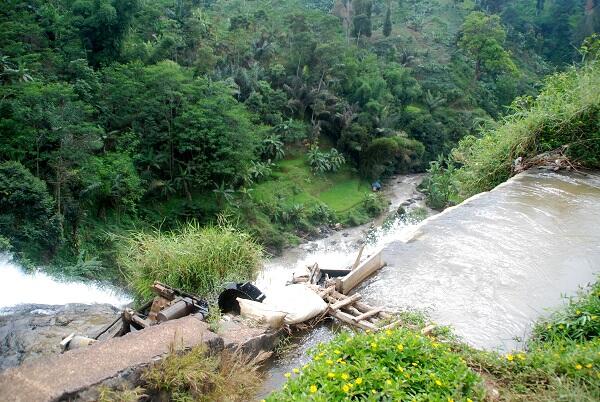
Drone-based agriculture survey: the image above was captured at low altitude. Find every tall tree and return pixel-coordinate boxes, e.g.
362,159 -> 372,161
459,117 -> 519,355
352,0 -> 373,37
458,11 -> 517,81
383,6 -> 392,37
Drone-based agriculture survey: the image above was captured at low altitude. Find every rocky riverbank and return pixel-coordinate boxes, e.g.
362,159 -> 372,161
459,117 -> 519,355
0,304 -> 120,370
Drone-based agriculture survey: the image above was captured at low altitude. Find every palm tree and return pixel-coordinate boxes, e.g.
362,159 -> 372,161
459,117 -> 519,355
213,181 -> 235,208
261,135 -> 285,161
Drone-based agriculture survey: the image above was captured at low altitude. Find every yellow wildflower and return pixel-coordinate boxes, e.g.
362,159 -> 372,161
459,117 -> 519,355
404,373 -> 410,379
303,364 -> 309,369
386,330 -> 393,336
284,372 -> 291,378
371,342 -> 378,349
576,364 -> 583,370
586,363 -> 593,369
448,398 -> 454,402
435,379 -> 442,386
576,310 -> 582,315
386,379 -> 392,385
397,344 -> 404,351
467,399 -> 473,402
327,372 -> 336,379
517,353 -> 526,361
432,342 -> 440,348
412,362 -> 418,366
341,373 -> 350,380
334,349 -> 342,355
326,359 -> 334,365
371,389 -> 377,394
342,384 -> 350,393
292,368 -> 300,374
398,366 -> 404,372
355,377 -> 363,385
310,384 -> 317,393
506,354 -> 514,361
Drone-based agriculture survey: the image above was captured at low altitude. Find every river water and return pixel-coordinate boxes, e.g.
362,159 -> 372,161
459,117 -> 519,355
257,169 -> 600,397
0,256 -> 131,310
361,169 -> 600,351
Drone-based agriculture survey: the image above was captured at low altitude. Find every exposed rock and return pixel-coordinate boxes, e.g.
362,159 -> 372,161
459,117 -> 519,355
0,315 -> 223,402
0,303 -> 120,371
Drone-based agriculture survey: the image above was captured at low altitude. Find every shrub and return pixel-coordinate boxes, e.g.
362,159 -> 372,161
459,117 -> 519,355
307,146 -> 346,174
118,222 -> 263,302
0,161 -> 62,257
360,137 -> 399,180
308,203 -> 335,225
362,193 -> 386,217
532,281 -> 600,344
443,61 -> 600,200
423,157 -> 457,209
267,328 -> 484,401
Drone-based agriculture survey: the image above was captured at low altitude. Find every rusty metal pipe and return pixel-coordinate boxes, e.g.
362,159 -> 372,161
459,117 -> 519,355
157,298 -> 195,322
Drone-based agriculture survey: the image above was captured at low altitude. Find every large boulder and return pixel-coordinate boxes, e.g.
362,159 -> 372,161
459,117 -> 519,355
0,303 -> 120,371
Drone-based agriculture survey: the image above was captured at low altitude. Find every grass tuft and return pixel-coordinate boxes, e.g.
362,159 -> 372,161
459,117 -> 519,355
117,221 -> 263,302
143,345 -> 263,402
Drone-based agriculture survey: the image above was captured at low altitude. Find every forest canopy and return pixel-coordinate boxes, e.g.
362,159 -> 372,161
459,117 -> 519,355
0,0 -> 597,276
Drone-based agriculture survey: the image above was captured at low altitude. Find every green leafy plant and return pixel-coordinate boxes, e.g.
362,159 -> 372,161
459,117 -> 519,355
268,328 -> 484,401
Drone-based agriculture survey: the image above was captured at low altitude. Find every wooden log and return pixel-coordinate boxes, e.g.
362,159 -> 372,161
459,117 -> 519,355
351,245 -> 365,270
338,250 -> 385,294
329,293 -> 361,310
421,324 -> 437,336
308,263 -> 321,285
318,286 -> 336,299
328,289 -> 392,319
377,320 -> 401,332
331,310 -> 377,331
352,307 -> 382,322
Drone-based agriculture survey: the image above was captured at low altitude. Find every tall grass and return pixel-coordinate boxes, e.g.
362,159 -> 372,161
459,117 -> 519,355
443,60 -> 600,200
118,221 -> 263,302
142,346 -> 263,402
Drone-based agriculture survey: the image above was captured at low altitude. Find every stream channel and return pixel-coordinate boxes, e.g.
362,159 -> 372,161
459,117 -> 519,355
1,170 -> 599,400
256,169 -> 600,397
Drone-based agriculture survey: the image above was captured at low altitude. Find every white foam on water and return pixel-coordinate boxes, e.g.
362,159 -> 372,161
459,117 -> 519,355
0,255 -> 131,308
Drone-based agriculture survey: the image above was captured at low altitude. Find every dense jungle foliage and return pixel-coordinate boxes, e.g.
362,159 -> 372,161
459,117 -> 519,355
425,49 -> 600,208
0,0 -> 598,278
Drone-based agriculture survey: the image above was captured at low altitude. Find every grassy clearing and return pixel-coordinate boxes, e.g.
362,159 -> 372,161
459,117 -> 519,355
252,156 -> 372,214
117,221 -> 263,302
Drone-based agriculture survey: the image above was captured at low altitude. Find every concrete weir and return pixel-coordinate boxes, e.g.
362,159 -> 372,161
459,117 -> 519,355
0,315 -> 280,402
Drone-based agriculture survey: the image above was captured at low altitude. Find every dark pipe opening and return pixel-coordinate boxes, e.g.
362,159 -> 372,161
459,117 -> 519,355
218,282 -> 266,314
